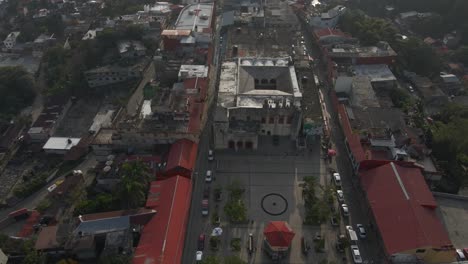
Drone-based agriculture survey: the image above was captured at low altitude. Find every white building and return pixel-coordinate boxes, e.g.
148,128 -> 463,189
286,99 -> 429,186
178,65 -> 208,81
43,137 -> 81,155
308,5 -> 346,29
3,32 -> 20,49
214,58 -> 303,150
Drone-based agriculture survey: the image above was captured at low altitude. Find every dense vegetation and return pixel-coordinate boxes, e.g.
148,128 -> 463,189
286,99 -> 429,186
44,25 -> 148,96
338,10 -> 442,77
356,0 -> 468,44
431,104 -> 468,191
0,67 -> 36,122
74,160 -> 152,215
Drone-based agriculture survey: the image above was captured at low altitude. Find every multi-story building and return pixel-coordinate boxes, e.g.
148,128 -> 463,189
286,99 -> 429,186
307,5 -> 346,29
3,32 -> 20,50
84,60 -> 148,88
214,58 -> 302,150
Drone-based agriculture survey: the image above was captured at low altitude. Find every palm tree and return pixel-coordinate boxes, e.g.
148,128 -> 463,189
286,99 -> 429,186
117,160 -> 152,209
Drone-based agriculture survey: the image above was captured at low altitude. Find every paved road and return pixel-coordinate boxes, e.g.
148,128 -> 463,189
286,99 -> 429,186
181,13 -> 225,264
0,154 -> 97,220
298,18 -> 384,262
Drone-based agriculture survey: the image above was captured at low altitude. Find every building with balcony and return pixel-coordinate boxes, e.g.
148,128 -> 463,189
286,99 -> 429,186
214,58 -> 302,150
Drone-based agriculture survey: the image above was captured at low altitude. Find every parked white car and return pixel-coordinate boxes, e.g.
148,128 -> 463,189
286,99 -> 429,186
333,173 -> 342,188
196,251 -> 203,261
208,149 -> 214,161
341,204 -> 349,217
351,245 -> 363,263
205,170 -> 213,182
336,190 -> 344,203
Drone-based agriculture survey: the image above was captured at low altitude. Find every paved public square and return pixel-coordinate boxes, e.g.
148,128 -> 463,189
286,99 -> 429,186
208,136 -> 347,263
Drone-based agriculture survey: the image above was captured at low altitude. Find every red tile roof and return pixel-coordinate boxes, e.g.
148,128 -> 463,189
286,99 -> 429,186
133,176 -> 192,264
188,100 -> 203,134
17,210 -> 40,238
337,103 -> 366,162
313,28 -> 349,40
165,139 -> 198,174
263,221 -> 295,248
360,162 -> 452,255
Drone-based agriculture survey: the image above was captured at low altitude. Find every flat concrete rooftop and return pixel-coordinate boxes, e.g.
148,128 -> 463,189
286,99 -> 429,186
175,3 -> 213,32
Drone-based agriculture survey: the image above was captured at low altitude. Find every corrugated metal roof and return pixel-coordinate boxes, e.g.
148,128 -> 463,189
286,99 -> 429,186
360,162 -> 452,255
133,176 -> 192,264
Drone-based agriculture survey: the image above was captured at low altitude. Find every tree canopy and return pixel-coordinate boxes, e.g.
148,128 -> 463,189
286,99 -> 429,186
117,160 -> 152,209
339,10 -> 442,77
0,67 -> 36,121
431,104 -> 468,191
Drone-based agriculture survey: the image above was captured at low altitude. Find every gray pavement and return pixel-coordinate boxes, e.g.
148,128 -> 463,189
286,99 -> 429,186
298,16 -> 385,262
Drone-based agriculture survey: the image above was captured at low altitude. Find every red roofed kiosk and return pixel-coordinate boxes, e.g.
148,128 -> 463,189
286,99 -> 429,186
263,221 -> 295,260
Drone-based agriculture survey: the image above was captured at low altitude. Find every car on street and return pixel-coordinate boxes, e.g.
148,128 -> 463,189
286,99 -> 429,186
208,149 -> 214,161
408,85 -> 414,93
197,234 -> 205,251
351,245 -> 363,263
333,173 -> 342,188
205,170 -> 212,182
201,199 -> 209,216
341,204 -> 349,217
463,248 -> 468,258
336,190 -> 344,203
356,224 -> 366,239
456,249 -> 467,261
196,251 -> 203,261
303,50 -> 307,56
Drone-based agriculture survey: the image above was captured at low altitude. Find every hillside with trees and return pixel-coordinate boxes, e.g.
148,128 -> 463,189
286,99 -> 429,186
0,67 -> 36,122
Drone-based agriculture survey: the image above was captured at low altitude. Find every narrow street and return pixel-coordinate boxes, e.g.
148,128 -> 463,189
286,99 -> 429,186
298,16 -> 383,262
181,12 -> 225,264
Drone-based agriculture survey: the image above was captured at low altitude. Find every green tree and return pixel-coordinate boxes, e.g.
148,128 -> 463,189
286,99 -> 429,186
224,255 -> 247,264
410,14 -> 445,38
23,240 -> 45,264
394,37 -> 442,77
454,46 -> 468,65
98,255 -> 131,264
117,160 -> 152,209
201,256 -> 221,264
0,67 -> 36,121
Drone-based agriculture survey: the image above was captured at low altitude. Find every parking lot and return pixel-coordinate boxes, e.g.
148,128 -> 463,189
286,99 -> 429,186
200,137 -> 350,263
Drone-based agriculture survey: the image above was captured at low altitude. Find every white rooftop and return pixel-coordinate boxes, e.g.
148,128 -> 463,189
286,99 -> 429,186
43,137 -> 81,150
352,64 -> 397,83
179,65 -> 209,80
175,3 -> 213,32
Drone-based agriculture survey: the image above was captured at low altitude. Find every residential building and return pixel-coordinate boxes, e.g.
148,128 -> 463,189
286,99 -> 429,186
117,40 -> 147,58
27,96 -> 72,143
42,137 -> 81,155
178,64 -> 208,80
313,28 -> 355,48
84,60 -> 148,88
32,34 -> 57,57
82,28 -> 104,40
439,73 -> 463,96
360,161 -> 455,263
214,58 -> 302,150
3,32 -> 20,50
323,41 -> 397,81
307,5 -> 346,29
352,64 -> 397,90
161,3 -> 214,52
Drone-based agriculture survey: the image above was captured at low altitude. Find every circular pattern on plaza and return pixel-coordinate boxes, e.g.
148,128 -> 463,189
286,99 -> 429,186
261,193 -> 288,216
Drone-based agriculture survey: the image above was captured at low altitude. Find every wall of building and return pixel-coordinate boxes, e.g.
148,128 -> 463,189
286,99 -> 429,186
398,247 -> 455,264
